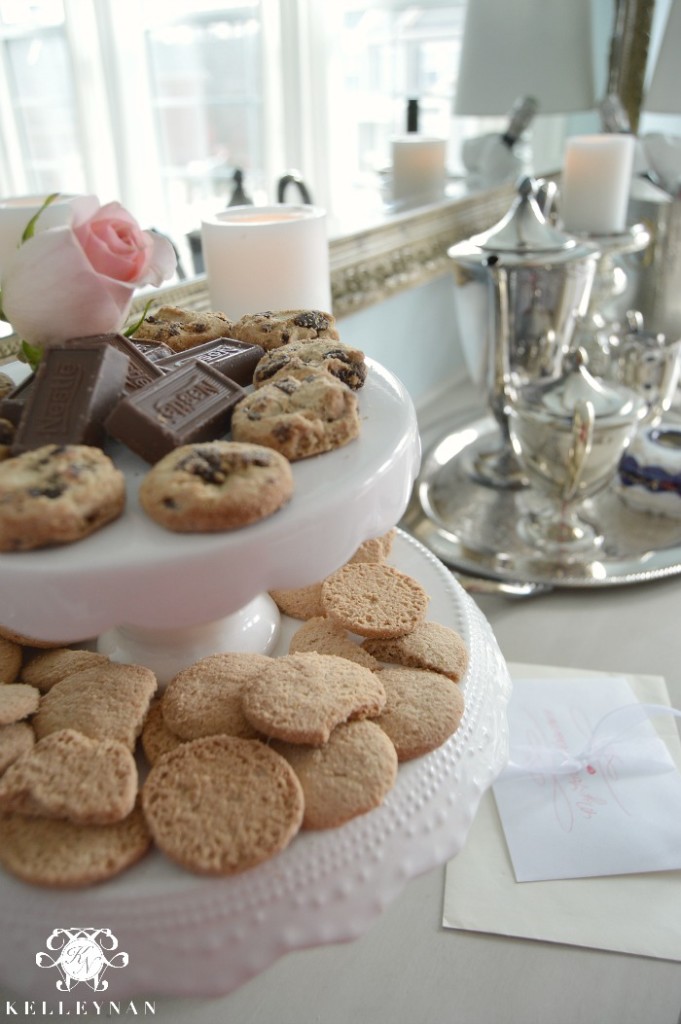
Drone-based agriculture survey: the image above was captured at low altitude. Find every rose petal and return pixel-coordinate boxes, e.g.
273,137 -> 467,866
137,231 -> 177,286
65,195 -> 102,228
76,217 -> 150,282
1,227 -> 135,347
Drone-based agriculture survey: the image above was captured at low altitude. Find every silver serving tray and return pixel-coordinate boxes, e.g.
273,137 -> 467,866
402,414 -> 681,589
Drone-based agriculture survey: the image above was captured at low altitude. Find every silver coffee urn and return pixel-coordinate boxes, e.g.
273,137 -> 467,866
447,176 -> 600,488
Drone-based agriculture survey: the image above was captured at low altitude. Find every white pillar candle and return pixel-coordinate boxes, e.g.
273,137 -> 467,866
200,205 -> 332,320
391,137 -> 447,204
560,134 -> 636,235
0,194 -> 83,277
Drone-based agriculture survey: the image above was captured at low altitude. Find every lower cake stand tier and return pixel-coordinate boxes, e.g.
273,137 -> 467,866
0,360 -> 421,675
0,530 -> 512,1001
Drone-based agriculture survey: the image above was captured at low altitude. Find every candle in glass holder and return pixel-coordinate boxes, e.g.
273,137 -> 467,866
0,194 -> 83,276
201,205 -> 331,319
560,134 -> 636,235
391,137 -> 447,204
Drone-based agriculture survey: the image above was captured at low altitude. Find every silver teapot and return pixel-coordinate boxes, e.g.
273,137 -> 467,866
448,177 -> 600,488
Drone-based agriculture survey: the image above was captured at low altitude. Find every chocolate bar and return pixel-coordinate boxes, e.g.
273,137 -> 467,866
0,373 -> 36,426
105,360 -> 245,463
156,338 -> 265,386
131,340 -> 175,362
11,343 -> 129,454
65,333 -> 164,394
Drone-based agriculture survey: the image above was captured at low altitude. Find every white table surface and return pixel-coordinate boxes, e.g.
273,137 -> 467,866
3,389 -> 681,1024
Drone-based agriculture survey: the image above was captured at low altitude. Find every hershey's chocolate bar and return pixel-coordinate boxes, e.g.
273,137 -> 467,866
0,373 -> 36,426
105,360 -> 245,463
65,333 -> 164,394
130,340 -> 175,362
156,337 -> 265,386
11,343 -> 129,454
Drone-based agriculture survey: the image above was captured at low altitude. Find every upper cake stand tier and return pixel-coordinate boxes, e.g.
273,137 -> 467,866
0,359 -> 421,643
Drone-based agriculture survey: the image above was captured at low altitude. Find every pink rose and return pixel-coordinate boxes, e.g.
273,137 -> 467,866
1,196 -> 177,347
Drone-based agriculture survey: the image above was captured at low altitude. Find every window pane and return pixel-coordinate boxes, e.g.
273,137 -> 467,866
142,4 -> 264,223
0,2 -> 86,195
325,1 -> 467,224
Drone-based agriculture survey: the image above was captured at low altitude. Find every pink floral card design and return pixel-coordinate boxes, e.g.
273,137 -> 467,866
493,675 -> 681,882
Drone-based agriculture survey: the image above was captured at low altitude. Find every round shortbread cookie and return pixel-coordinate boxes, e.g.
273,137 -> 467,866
32,662 -> 157,751
321,563 -> 429,639
0,721 -> 35,774
272,719 -> 398,830
141,735 -> 304,876
0,728 -> 137,825
362,621 -> 469,683
0,683 -> 39,725
231,371 -> 360,462
0,624 -> 90,649
21,648 -> 110,693
229,309 -> 339,352
0,802 -> 151,888
269,582 -> 324,620
132,305 -> 234,353
372,667 -> 465,761
0,443 -> 125,552
138,440 -> 294,533
0,634 -> 22,683
161,652 -> 272,741
140,700 -> 186,765
253,339 -> 366,391
241,652 -> 386,746
288,617 -> 379,670
348,528 -> 397,565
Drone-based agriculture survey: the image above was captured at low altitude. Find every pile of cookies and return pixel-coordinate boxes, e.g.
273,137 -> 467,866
0,533 -> 468,888
0,305 -> 367,550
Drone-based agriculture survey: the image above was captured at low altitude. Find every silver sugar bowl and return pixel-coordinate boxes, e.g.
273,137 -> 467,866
508,348 -> 647,553
609,310 -> 681,425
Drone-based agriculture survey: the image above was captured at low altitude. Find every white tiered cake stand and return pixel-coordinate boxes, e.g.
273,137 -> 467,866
2,359 -> 419,682
0,359 -> 512,1000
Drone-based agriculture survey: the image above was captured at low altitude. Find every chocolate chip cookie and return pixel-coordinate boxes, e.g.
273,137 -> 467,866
132,305 -> 234,353
231,371 -> 360,461
138,440 -> 294,532
253,339 -> 367,390
0,443 -> 125,551
229,309 -> 339,352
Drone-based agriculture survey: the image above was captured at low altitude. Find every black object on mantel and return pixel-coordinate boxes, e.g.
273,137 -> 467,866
406,98 -> 419,133
228,168 -> 253,206
277,172 -> 313,204
500,95 -> 538,149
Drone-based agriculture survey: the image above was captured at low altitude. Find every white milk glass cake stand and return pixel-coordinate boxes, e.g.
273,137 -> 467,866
0,529 -> 511,1001
0,359 -> 420,683
0,358 -> 512,999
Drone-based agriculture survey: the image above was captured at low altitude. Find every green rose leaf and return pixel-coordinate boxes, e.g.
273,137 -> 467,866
124,298 -> 154,338
21,193 -> 61,244
19,340 -> 43,371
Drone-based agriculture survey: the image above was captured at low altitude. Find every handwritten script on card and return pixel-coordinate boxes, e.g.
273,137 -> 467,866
492,675 -> 681,882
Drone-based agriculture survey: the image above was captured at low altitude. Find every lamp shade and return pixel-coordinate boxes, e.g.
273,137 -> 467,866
454,0 -> 596,115
645,0 -> 681,113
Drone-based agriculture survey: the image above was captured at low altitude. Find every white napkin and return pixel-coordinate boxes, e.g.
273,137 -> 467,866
442,663 -> 681,961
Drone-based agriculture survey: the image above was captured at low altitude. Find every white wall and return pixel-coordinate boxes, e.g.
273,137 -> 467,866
337,272 -> 467,409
